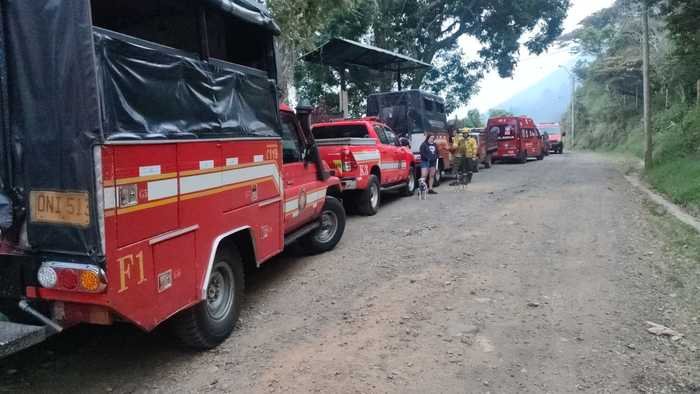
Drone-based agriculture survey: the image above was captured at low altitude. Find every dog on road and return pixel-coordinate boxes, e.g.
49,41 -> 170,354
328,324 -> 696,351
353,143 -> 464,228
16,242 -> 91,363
417,178 -> 428,200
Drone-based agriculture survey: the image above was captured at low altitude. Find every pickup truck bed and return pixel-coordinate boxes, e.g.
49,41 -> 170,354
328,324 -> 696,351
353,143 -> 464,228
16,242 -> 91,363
312,119 -> 416,216
315,138 -> 376,146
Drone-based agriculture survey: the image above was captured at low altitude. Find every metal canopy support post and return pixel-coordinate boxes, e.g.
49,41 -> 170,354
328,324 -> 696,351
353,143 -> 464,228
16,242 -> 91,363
396,64 -> 402,91
339,68 -> 349,118
642,2 -> 652,170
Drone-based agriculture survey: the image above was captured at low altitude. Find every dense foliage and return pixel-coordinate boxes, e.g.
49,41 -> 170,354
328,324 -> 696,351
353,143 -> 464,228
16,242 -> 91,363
281,0 -> 570,115
561,0 -> 700,210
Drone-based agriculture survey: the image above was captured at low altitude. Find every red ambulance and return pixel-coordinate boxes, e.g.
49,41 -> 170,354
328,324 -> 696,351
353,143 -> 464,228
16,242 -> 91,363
488,116 -> 546,163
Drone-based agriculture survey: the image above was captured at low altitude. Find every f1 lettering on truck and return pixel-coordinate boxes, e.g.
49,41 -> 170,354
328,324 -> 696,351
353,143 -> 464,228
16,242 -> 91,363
0,0 -> 345,358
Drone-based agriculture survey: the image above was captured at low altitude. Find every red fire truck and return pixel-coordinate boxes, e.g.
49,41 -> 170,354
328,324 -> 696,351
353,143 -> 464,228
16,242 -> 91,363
538,122 -> 565,154
0,0 -> 345,357
489,116 -> 546,164
312,118 -> 416,215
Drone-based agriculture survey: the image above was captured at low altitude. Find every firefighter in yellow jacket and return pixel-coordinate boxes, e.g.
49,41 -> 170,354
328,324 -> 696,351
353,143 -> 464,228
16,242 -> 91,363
450,129 -> 478,185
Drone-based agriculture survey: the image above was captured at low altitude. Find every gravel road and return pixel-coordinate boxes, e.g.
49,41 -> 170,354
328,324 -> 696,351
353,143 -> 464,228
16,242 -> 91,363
2,152 -> 698,393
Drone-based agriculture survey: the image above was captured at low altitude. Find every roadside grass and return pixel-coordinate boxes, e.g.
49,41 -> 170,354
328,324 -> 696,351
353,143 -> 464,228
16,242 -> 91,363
645,155 -> 700,216
579,104 -> 700,217
644,199 -> 700,317
596,148 -> 700,216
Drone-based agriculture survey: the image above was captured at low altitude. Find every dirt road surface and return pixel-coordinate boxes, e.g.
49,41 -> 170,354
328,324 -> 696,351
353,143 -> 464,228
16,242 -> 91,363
2,152 -> 698,393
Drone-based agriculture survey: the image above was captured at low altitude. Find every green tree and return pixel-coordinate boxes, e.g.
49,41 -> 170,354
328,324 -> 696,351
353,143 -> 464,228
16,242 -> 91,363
488,108 -> 513,118
466,109 -> 483,128
267,0 -> 354,99
296,0 -> 571,114
662,0 -> 700,102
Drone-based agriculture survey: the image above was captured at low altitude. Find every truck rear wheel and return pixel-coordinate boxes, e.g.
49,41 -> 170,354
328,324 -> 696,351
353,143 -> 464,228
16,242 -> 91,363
302,196 -> 346,254
357,175 -> 380,216
172,249 -> 244,349
401,167 -> 416,196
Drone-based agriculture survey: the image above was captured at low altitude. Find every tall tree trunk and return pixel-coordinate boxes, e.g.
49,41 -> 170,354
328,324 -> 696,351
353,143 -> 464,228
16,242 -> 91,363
275,39 -> 296,103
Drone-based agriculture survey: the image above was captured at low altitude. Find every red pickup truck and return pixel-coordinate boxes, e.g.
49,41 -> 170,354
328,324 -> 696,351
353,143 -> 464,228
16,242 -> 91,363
312,118 -> 416,215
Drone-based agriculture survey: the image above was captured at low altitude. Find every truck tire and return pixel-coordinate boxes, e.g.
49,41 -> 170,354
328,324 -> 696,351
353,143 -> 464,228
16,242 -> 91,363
172,249 -> 244,350
357,175 -> 380,216
401,167 -> 416,196
484,154 -> 492,169
302,196 -> 346,254
519,151 -> 527,164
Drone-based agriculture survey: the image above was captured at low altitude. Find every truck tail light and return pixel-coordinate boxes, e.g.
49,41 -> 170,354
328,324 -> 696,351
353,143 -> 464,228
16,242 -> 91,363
340,148 -> 358,172
38,262 -> 107,293
37,266 -> 58,289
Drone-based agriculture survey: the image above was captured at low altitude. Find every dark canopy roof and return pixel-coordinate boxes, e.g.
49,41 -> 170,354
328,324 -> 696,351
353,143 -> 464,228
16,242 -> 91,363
203,0 -> 280,34
302,37 -> 432,72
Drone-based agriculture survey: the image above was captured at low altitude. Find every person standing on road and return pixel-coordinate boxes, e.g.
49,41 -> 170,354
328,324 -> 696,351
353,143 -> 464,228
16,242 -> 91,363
420,134 -> 439,194
465,133 -> 478,180
450,130 -> 478,185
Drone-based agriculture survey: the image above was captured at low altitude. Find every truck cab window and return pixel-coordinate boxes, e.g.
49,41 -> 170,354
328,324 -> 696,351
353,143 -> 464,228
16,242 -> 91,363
280,115 -> 305,163
436,102 -> 445,114
91,0 -> 200,55
205,10 -> 276,76
423,98 -> 434,112
385,129 -> 400,146
374,125 -> 390,145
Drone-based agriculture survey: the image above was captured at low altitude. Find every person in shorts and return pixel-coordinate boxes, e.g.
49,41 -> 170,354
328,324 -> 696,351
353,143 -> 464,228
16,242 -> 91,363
419,134 -> 439,194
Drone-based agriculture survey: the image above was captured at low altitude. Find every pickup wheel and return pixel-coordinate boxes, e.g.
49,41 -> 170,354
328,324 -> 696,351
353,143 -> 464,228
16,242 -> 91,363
401,167 -> 416,196
172,249 -> 244,349
302,196 -> 346,254
357,175 -> 380,216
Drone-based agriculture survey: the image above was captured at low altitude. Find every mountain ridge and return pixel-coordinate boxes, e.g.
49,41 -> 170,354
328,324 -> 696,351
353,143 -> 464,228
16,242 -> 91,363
492,67 -> 573,123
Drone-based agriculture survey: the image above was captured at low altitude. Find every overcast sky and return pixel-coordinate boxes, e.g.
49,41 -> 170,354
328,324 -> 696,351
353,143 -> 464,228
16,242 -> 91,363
453,0 -> 615,118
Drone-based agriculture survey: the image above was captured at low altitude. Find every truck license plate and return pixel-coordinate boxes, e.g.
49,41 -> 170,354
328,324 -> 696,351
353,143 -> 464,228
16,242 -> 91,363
30,191 -> 90,227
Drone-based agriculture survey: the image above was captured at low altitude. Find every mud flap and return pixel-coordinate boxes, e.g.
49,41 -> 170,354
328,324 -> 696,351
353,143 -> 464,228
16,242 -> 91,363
0,321 -> 47,358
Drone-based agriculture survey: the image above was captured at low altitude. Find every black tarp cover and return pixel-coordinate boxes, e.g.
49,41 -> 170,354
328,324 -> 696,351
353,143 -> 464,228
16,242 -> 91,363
1,1 -> 281,260
205,0 -> 280,34
4,0 -> 103,258
95,29 -> 280,138
366,90 -> 447,136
